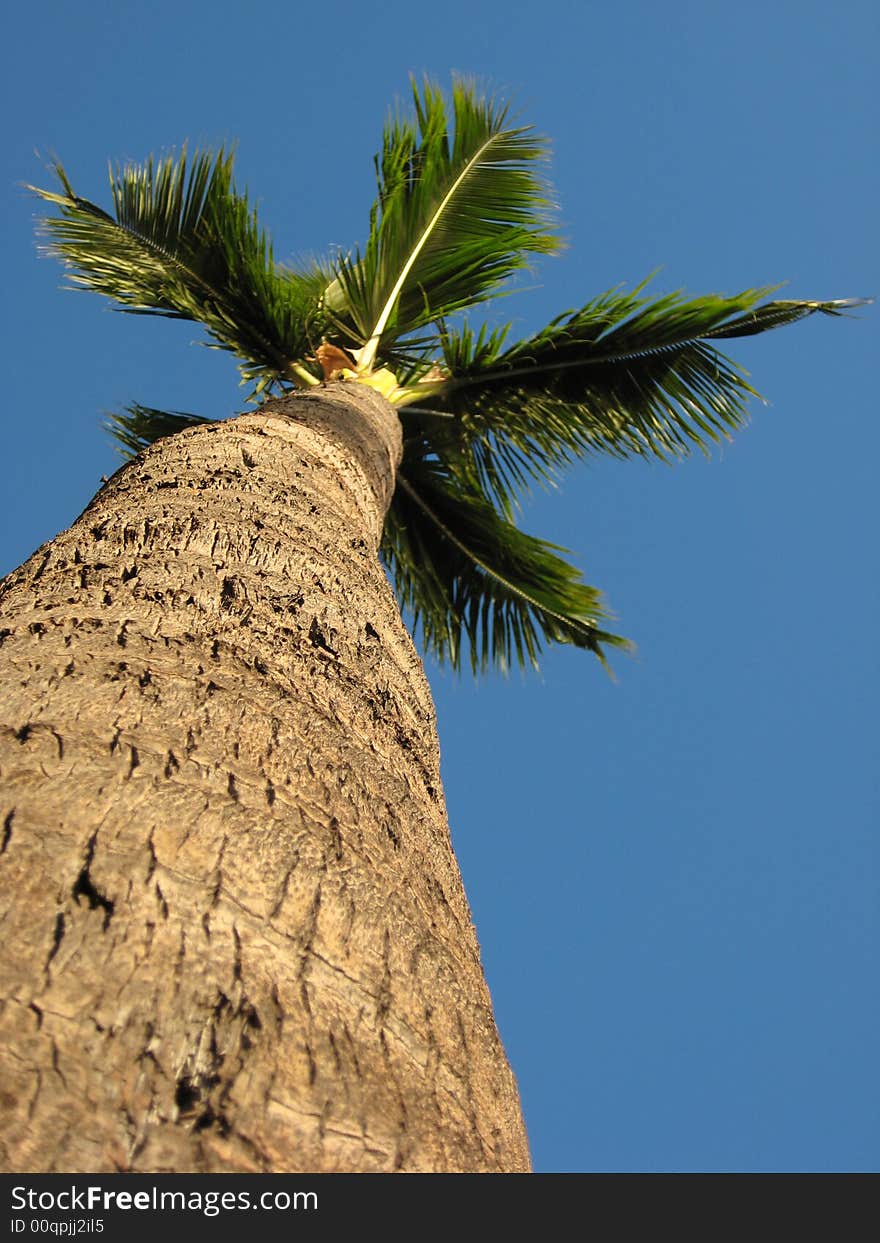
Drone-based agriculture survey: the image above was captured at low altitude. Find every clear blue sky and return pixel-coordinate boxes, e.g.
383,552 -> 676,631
2,0 -> 876,1172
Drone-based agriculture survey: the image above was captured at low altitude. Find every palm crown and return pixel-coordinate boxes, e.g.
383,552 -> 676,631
29,77 -> 862,674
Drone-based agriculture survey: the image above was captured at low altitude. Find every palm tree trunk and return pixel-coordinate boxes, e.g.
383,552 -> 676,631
0,382 -> 530,1173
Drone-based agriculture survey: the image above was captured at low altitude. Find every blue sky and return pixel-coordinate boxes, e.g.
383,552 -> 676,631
2,1 -> 877,1171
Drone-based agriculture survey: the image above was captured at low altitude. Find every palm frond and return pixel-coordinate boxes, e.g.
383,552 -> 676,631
106,403 -> 216,457
410,285 -> 864,515
28,151 -> 329,394
328,76 -> 560,368
382,448 -> 628,674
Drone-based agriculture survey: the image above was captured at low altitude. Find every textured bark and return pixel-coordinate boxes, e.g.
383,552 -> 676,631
0,382 -> 530,1173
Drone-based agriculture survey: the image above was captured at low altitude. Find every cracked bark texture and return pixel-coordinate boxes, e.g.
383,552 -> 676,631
0,382 -> 530,1173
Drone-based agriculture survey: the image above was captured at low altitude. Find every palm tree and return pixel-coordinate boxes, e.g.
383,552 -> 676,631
0,78 -> 861,1174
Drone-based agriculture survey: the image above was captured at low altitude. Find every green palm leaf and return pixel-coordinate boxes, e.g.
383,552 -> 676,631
106,403 -> 216,457
328,76 -> 560,368
28,151 -> 328,395
409,285 -> 865,516
383,448 -> 628,674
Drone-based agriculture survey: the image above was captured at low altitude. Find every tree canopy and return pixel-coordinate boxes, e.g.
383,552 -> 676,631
28,77 -> 863,673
